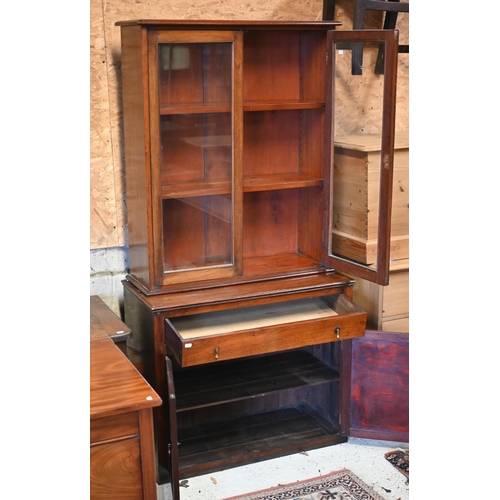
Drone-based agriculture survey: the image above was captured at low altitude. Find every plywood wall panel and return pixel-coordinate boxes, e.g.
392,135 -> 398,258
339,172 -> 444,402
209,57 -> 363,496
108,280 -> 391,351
90,0 -> 409,250
332,0 -> 409,136
91,0 -> 118,248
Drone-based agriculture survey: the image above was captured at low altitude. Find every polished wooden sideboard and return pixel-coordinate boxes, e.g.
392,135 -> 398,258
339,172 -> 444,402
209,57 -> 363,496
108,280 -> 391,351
90,296 -> 162,500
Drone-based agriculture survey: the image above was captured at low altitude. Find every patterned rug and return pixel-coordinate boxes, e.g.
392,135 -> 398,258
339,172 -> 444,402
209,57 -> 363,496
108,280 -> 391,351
384,449 -> 409,479
221,469 -> 386,500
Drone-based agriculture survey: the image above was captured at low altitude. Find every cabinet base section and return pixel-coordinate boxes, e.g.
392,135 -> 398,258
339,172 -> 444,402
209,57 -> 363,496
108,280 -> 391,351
174,350 -> 340,411
176,401 -> 347,479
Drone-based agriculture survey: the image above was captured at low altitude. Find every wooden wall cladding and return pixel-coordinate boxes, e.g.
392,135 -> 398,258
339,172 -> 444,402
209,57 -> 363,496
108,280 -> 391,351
89,0 -> 409,249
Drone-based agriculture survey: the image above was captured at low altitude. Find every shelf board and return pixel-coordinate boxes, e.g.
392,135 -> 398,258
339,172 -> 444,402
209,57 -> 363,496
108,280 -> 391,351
177,401 -> 345,479
244,100 -> 325,111
162,180 -> 231,199
126,256 -> 336,299
162,173 -> 323,198
175,350 -> 339,411
159,100 -> 325,115
242,253 -> 322,278
160,103 -> 231,115
244,173 -> 323,192
182,135 -> 231,148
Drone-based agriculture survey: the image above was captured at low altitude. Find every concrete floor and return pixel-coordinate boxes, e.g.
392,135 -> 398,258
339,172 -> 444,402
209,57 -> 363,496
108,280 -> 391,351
158,437 -> 409,500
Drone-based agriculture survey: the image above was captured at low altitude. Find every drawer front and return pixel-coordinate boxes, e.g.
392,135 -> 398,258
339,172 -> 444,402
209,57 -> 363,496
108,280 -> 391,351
90,412 -> 139,445
90,437 -> 143,499
382,271 -> 409,318
165,295 -> 367,367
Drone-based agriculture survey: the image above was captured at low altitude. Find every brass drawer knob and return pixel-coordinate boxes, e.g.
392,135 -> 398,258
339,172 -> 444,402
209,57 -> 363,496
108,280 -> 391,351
215,347 -> 220,360
334,327 -> 341,340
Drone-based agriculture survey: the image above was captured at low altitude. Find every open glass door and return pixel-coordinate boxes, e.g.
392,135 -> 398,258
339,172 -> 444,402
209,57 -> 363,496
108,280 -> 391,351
324,29 -> 400,286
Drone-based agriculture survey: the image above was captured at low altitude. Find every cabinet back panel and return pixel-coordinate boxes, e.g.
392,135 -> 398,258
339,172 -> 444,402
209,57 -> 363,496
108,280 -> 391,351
176,386 -> 337,431
244,110 -> 324,178
243,31 -> 301,101
244,111 -> 300,175
243,190 -> 298,258
163,197 -> 232,270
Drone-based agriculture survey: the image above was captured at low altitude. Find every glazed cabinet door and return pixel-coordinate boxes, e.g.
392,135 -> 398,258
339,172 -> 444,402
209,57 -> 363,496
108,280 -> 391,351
148,30 -> 243,287
323,29 -> 399,285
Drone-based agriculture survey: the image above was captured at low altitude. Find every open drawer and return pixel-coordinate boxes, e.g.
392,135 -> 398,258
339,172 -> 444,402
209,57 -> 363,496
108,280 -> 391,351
165,294 -> 367,367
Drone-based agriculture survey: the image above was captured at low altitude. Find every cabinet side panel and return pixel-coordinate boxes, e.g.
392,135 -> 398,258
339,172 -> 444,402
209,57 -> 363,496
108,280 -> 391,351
123,286 -> 156,384
138,409 -> 159,500
298,186 -> 323,262
298,106 -> 324,262
121,26 -> 152,288
300,31 -> 326,101
353,278 -> 382,330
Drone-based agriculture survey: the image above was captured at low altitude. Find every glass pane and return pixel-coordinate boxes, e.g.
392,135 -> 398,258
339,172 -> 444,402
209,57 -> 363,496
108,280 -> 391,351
162,194 -> 232,271
331,39 -> 388,273
158,42 -> 233,273
159,43 -> 232,108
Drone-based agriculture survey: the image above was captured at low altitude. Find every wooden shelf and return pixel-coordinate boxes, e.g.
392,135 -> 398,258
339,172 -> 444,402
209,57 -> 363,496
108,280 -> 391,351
174,350 -> 339,411
244,100 -> 325,111
242,253 -> 323,278
162,173 -> 323,199
177,401 -> 345,479
162,180 -> 231,199
160,103 -> 231,115
244,173 -> 323,192
159,101 -> 325,115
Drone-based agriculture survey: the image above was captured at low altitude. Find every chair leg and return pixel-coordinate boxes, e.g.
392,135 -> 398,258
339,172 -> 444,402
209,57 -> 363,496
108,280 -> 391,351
352,1 -> 366,75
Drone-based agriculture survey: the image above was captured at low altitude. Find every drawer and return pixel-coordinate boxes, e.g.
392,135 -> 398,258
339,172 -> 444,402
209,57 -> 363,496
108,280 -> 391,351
165,295 -> 367,367
90,412 -> 139,445
90,437 -> 143,499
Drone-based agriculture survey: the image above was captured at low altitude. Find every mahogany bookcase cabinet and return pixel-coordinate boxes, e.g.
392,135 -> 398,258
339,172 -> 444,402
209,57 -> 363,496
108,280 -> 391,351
116,20 -> 399,500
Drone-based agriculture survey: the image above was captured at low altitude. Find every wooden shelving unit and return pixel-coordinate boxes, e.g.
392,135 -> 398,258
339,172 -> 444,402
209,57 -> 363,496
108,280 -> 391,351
168,350 -> 345,478
116,20 -> 399,500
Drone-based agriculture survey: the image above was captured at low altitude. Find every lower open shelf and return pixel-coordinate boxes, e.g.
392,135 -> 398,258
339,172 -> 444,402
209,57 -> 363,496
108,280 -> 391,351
176,400 -> 346,478
174,350 -> 340,410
